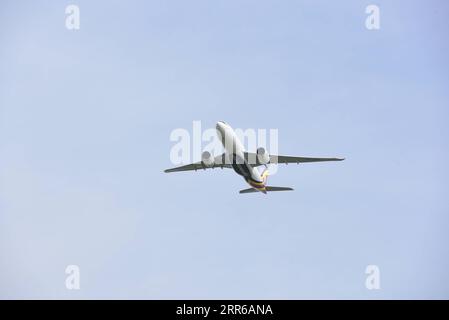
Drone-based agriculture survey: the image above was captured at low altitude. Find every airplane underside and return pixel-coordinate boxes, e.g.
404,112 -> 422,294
229,154 -> 294,194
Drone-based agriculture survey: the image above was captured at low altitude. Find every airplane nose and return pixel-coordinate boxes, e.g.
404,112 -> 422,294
216,121 -> 224,131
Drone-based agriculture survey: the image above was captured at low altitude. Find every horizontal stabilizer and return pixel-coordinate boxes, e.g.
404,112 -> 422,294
239,186 -> 294,194
265,186 -> 294,192
239,188 -> 259,194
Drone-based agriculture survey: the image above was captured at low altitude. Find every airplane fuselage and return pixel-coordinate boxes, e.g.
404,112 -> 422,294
216,121 -> 268,193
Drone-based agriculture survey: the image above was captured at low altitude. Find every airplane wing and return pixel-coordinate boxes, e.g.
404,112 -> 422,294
270,155 -> 345,164
164,153 -> 232,173
244,152 -> 344,166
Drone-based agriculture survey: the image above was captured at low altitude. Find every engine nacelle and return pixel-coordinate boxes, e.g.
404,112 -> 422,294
201,151 -> 214,167
256,147 -> 270,165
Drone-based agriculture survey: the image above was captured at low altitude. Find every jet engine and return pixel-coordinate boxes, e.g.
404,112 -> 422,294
256,147 -> 270,165
201,151 -> 214,167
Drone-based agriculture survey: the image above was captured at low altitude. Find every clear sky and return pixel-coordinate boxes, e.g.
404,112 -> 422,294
1,0 -> 448,299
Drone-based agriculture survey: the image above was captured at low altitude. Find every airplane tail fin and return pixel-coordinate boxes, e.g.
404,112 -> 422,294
261,168 -> 269,184
239,186 -> 294,194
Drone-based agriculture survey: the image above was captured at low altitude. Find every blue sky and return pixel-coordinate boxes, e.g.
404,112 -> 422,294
1,0 -> 448,299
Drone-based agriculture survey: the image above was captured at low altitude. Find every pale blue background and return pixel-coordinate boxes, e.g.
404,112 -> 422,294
1,0 -> 448,299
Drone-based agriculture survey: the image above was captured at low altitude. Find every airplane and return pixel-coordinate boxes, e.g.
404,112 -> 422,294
164,121 -> 344,194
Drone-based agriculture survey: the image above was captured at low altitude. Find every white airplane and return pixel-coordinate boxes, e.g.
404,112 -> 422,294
165,121 -> 344,194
